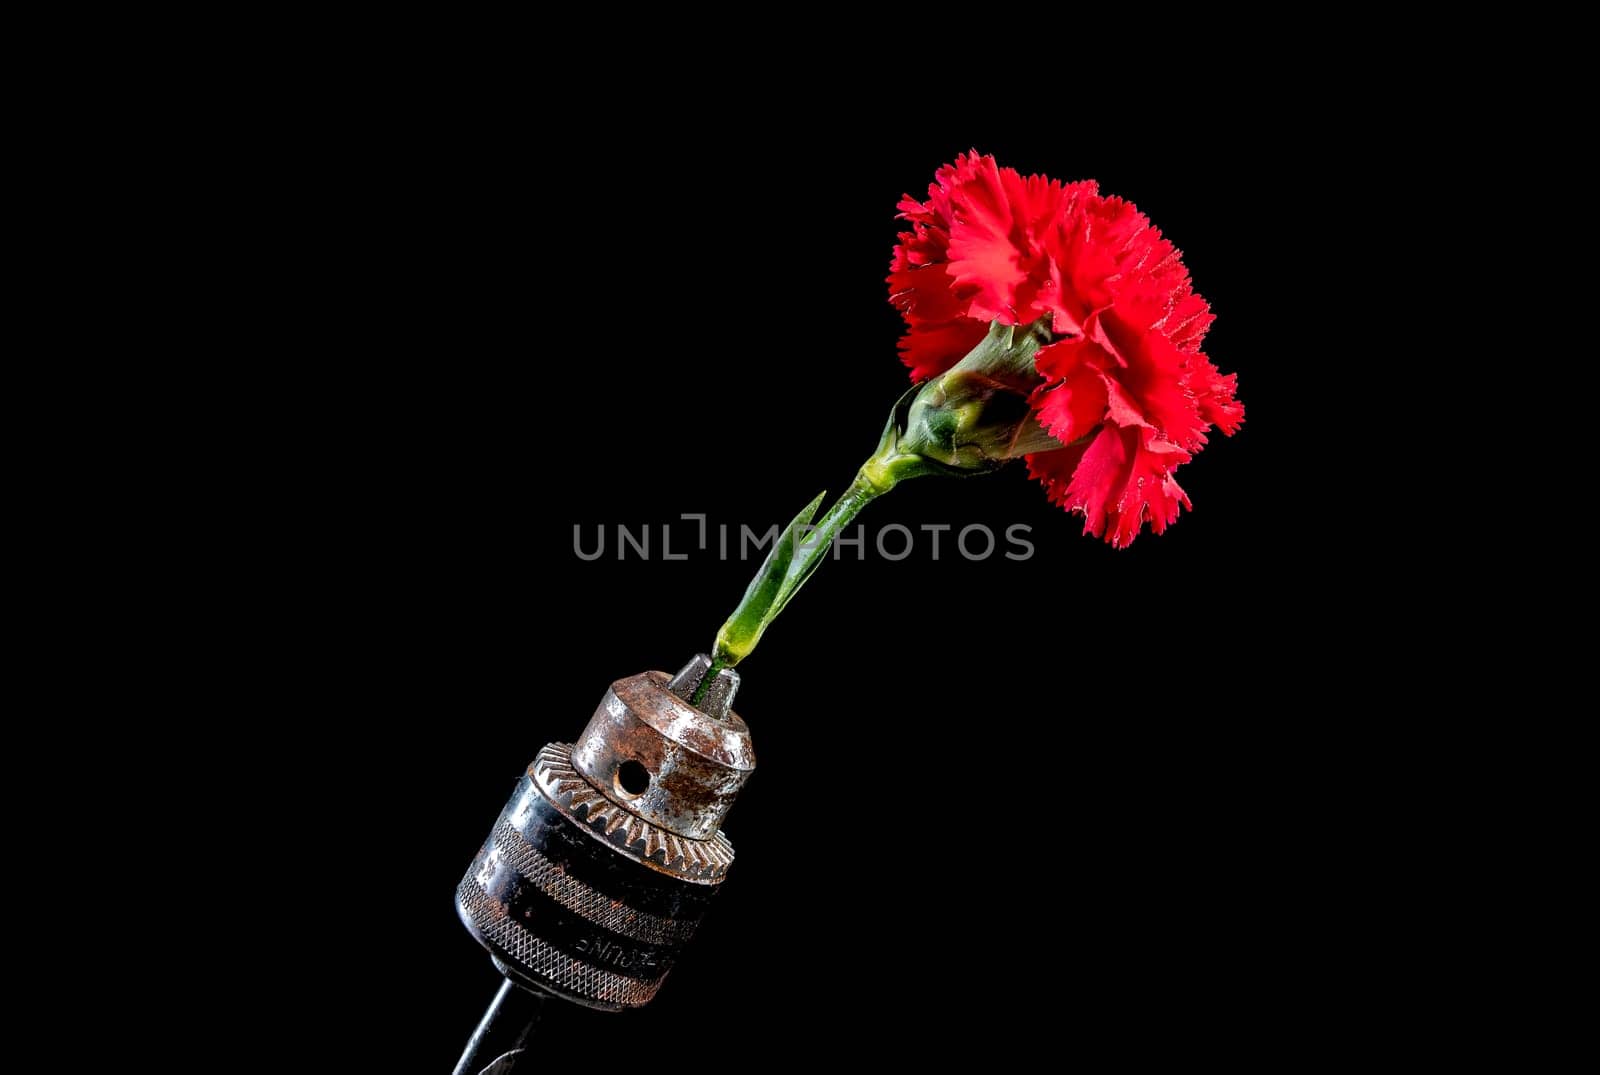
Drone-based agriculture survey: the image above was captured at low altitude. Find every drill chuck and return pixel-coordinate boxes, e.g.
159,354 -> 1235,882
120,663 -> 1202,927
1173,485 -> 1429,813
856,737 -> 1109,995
457,656 -> 754,1011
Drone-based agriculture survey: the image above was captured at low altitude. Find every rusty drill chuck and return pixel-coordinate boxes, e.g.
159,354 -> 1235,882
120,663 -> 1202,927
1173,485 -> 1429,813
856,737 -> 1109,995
456,655 -> 754,1015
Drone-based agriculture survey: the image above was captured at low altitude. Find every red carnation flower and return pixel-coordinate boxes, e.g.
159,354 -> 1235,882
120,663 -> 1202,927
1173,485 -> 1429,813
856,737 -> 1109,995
889,152 -> 1243,547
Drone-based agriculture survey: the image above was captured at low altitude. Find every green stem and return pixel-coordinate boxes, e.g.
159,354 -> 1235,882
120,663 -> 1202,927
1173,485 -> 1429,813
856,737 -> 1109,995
689,656 -> 729,707
695,320 -> 1056,700
800,476 -> 882,569
705,445 -> 916,681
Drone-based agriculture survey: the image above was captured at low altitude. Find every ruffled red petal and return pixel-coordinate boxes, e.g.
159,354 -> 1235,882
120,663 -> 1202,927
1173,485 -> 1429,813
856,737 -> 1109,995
897,320 -> 990,382
1025,441 -> 1089,504
1028,425 -> 1193,549
1190,355 -> 1245,435
1032,338 -> 1108,444
1094,302 -> 1209,451
888,262 -> 969,326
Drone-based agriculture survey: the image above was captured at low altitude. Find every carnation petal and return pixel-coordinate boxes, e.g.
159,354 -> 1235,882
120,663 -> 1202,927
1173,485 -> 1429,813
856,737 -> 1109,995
945,155 -> 1028,323
888,263 -> 968,325
897,321 -> 990,382
1190,355 -> 1245,435
1032,339 -> 1109,444
1096,305 -> 1209,451
1030,425 -> 1193,548
1025,442 -> 1089,506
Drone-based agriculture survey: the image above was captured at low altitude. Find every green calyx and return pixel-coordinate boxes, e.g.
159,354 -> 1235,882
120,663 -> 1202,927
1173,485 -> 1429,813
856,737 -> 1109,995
899,318 -> 1060,470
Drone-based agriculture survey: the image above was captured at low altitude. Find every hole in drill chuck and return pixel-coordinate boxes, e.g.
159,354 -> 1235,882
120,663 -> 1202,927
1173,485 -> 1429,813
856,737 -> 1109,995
615,759 -> 651,798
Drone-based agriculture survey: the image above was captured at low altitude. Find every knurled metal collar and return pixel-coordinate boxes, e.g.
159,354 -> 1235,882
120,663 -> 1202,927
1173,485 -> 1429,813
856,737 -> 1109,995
528,743 -> 734,883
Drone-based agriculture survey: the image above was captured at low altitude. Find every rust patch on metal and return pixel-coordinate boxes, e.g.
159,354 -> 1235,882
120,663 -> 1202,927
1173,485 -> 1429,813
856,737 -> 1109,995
570,671 -> 755,841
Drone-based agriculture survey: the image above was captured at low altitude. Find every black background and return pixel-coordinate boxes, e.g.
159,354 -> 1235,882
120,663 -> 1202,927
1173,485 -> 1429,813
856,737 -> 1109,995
285,94 -> 1366,1067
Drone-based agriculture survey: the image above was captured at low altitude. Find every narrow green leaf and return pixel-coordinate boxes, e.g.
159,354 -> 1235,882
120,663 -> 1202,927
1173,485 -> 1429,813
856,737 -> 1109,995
712,490 -> 826,665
